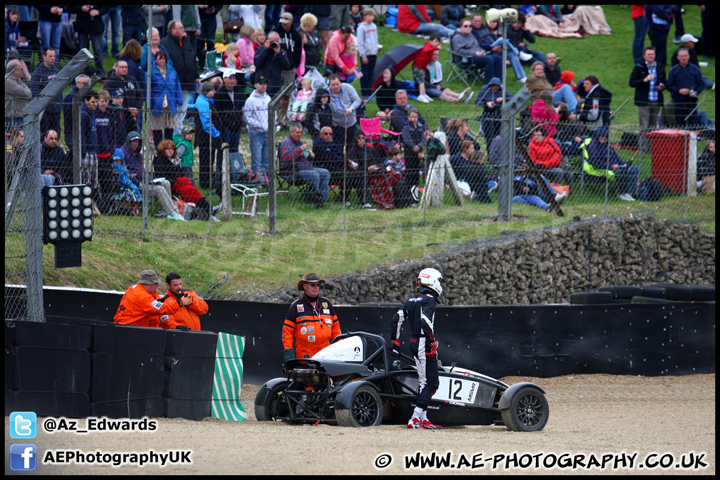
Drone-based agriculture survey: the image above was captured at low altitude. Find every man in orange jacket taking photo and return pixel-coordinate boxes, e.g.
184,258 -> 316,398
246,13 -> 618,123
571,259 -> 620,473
114,269 -> 190,329
161,272 -> 209,331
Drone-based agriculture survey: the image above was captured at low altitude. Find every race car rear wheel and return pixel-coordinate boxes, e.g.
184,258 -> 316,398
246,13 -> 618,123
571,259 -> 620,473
335,385 -> 383,428
501,386 -> 549,432
255,381 -> 290,421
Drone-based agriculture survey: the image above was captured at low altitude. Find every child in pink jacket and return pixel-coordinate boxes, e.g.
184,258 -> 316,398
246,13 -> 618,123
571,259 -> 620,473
289,77 -> 315,121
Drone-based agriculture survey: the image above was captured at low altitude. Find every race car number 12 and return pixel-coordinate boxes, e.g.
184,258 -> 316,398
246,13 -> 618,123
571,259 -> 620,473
434,377 -> 478,404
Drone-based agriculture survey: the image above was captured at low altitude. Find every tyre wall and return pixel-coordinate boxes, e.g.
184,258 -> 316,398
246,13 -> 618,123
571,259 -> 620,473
5,319 -> 219,420
9,285 -> 713,384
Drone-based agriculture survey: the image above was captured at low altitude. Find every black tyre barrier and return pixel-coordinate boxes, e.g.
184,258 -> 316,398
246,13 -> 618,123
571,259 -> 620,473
690,285 -> 715,302
91,397 -> 164,419
90,354 -> 165,402
7,319 -> 221,421
164,398 -> 212,421
163,356 -> 216,399
15,347 -> 90,392
91,323 -> 166,355
569,291 -> 615,304
5,321 -> 16,345
639,286 -> 668,299
164,329 -> 219,357
599,285 -> 644,299
5,345 -> 16,390
5,389 -> 15,415
631,296 -> 673,304
651,283 -> 694,302
13,391 -> 90,418
14,321 -> 92,350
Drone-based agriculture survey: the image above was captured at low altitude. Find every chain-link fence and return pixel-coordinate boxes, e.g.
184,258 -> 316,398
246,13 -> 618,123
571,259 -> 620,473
6,58 -> 716,244
29,101 -> 710,237
5,49 -> 94,321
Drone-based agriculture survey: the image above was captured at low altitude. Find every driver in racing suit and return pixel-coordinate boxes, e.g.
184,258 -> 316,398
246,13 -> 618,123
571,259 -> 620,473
390,267 -> 443,430
282,273 -> 342,362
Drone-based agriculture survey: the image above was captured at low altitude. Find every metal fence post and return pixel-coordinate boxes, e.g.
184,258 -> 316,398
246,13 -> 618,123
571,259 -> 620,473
13,49 -> 93,322
268,82 -> 296,235
498,86 -> 533,220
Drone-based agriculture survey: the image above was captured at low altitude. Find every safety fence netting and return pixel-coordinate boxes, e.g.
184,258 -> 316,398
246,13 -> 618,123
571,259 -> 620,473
7,97 -> 713,236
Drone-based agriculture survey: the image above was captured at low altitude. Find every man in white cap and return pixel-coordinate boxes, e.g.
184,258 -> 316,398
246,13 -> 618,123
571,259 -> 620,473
114,270 -> 192,329
671,33 -> 715,91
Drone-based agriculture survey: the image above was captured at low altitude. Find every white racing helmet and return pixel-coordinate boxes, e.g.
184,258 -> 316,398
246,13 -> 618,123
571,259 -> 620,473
417,268 -> 443,296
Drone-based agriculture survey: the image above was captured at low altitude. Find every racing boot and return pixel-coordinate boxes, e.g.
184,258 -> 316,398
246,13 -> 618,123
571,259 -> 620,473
407,417 -> 427,429
421,419 -> 442,430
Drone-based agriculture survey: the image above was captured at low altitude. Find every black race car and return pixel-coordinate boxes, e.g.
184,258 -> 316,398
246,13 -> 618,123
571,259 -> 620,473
255,331 -> 549,431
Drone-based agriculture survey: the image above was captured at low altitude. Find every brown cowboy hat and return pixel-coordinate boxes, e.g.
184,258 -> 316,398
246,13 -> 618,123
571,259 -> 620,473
297,273 -> 325,290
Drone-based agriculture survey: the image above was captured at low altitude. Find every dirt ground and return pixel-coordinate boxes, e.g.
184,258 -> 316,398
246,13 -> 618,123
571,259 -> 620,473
5,374 -> 714,475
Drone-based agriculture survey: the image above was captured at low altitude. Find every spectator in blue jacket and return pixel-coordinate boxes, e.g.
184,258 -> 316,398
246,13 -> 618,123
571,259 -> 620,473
666,48 -> 706,126
149,50 -> 183,148
195,81 -> 223,189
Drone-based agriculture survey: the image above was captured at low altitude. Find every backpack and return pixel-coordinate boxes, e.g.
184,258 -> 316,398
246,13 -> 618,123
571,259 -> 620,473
639,178 -> 664,202
172,196 -> 195,220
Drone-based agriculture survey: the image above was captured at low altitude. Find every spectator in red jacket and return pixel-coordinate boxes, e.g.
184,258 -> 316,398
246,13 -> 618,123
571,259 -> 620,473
527,126 -> 565,184
397,5 -> 453,38
530,90 -> 560,138
412,35 -> 442,103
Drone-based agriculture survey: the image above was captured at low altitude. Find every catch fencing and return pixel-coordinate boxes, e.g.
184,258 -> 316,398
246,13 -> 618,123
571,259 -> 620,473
4,52 -> 715,321
24,101 -> 713,238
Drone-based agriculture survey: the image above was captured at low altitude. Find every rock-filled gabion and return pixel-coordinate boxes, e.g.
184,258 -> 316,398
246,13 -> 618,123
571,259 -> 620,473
249,214 -> 715,306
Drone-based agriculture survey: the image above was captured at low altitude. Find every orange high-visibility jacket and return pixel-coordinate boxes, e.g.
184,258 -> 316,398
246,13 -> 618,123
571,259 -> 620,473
160,290 -> 208,331
282,295 -> 341,359
114,284 -> 181,328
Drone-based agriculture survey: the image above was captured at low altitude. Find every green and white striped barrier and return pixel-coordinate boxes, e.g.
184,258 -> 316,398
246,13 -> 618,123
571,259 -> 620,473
211,332 -> 248,421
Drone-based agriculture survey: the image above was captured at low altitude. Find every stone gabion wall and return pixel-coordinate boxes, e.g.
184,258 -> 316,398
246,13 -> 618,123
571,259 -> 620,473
263,214 -> 715,306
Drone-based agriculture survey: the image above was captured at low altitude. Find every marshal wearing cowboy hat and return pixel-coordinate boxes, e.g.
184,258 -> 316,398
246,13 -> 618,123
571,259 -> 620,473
282,273 -> 341,362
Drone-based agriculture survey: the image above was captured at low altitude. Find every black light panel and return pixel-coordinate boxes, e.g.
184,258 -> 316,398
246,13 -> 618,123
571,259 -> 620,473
43,185 -> 94,245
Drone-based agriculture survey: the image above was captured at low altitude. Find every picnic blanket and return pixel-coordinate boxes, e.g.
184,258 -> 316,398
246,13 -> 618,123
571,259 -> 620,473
525,6 -> 611,39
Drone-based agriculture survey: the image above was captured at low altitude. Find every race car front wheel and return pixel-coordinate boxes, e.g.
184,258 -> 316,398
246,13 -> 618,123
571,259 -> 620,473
335,385 -> 383,428
501,386 -> 549,432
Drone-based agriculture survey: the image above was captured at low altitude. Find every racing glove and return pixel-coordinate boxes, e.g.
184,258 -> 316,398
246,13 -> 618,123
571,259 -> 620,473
175,325 -> 191,331
391,339 -> 401,355
427,340 -> 438,358
283,348 -> 295,362
179,294 -> 194,307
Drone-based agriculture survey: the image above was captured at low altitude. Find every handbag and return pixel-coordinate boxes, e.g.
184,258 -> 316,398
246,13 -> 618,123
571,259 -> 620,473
701,176 -> 715,195
224,17 -> 244,34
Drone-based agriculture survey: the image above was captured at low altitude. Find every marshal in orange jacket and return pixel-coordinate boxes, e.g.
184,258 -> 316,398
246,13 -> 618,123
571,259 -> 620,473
114,284 -> 181,328
160,289 -> 208,331
282,295 -> 341,359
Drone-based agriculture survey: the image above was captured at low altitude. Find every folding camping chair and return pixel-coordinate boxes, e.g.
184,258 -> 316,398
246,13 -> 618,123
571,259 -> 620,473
359,117 -> 400,156
228,151 -> 268,218
445,30 -> 484,89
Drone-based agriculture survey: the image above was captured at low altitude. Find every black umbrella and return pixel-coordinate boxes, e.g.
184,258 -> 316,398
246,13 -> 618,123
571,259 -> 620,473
372,43 -> 423,89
